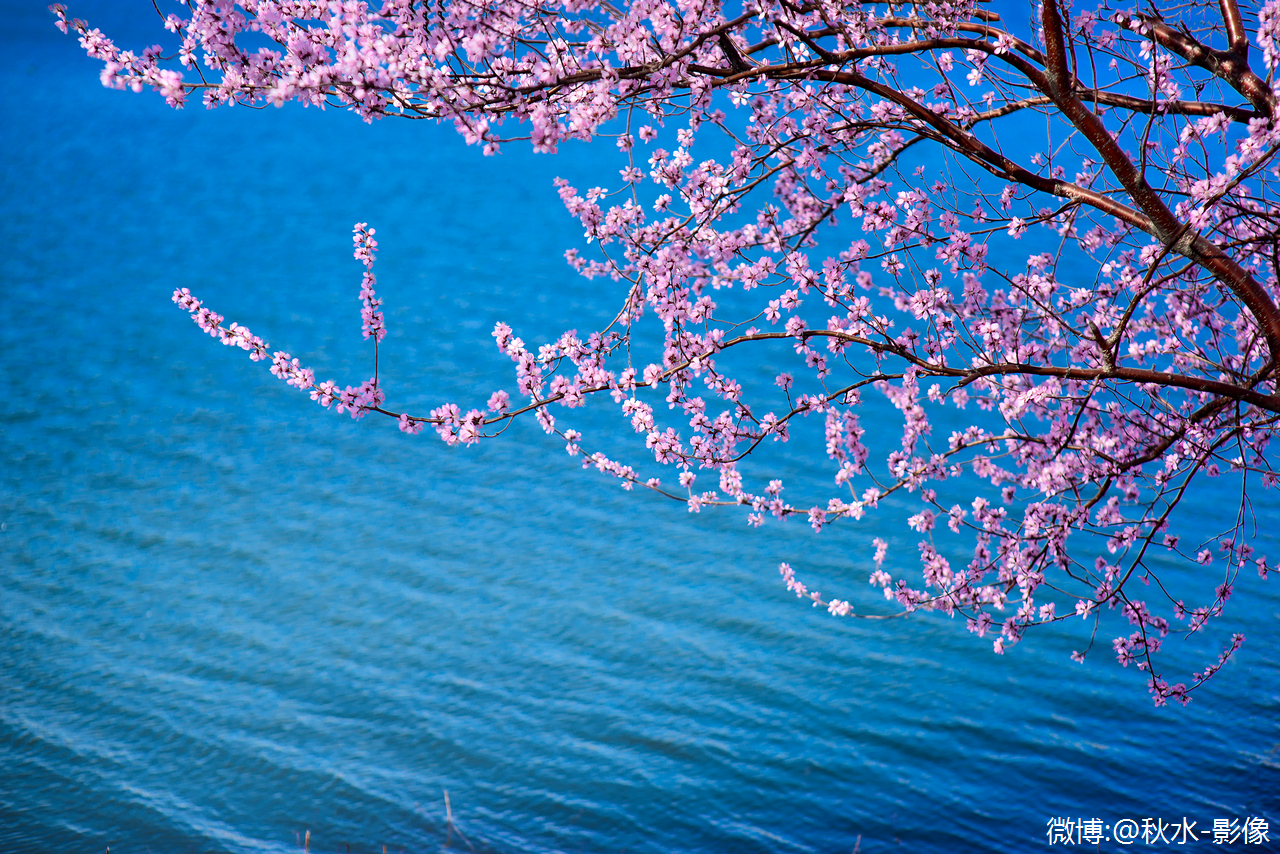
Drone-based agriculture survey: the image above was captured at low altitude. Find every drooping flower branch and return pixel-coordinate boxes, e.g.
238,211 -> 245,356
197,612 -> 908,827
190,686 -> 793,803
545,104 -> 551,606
67,0 -> 1280,705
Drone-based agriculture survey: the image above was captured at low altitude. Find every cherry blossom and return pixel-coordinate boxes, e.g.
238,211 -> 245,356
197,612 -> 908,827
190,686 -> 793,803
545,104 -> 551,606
66,0 -> 1280,704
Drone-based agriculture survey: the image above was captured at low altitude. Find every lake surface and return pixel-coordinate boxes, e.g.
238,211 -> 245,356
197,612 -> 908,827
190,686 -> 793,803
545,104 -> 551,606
2,3 -> 1279,852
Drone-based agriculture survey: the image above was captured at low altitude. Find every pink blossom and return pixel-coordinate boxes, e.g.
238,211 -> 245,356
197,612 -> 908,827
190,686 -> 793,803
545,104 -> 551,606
97,0 -> 1280,704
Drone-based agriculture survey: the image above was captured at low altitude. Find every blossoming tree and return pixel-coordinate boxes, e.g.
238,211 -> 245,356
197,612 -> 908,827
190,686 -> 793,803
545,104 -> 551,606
56,0 -> 1280,704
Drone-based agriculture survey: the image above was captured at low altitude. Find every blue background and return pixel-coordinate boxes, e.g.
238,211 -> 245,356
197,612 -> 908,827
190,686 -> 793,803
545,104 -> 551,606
2,3 -> 1278,852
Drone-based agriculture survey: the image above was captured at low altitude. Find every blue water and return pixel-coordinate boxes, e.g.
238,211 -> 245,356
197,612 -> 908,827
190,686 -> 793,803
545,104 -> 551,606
3,4 -> 1279,852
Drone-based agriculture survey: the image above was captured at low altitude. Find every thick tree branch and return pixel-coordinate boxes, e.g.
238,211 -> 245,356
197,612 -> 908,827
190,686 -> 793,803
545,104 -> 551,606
1040,0 -> 1280,374
1116,10 -> 1276,117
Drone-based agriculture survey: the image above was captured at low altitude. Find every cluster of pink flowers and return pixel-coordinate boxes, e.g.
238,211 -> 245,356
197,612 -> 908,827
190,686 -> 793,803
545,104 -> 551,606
171,287 -> 268,360
78,0 -> 1280,703
353,223 -> 385,343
